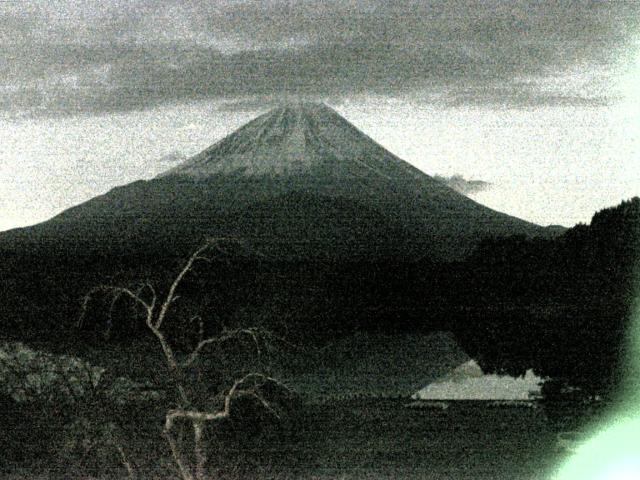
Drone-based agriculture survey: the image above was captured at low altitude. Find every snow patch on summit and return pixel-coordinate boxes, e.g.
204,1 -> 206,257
160,102 -> 418,180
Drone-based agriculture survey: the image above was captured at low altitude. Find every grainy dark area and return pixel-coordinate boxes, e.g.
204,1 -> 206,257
1,396 -> 566,480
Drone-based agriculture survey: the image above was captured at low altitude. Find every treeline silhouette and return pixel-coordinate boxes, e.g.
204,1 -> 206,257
453,197 -> 639,398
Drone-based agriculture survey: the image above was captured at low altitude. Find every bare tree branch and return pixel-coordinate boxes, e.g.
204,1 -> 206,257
141,281 -> 157,313
193,420 -> 207,480
155,239 -> 221,330
77,238 -> 292,480
243,391 -> 281,419
181,327 -> 265,368
114,440 -> 136,480
163,426 -> 195,480
165,373 -> 287,427
78,285 -> 154,330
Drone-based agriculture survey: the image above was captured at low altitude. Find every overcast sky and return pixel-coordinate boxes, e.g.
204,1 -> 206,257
1,0 -> 639,231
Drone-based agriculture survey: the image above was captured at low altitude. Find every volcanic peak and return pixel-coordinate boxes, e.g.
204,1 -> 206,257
162,102 -> 397,179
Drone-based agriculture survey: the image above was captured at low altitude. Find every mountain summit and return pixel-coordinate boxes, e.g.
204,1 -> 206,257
1,103 -> 552,262
163,102 -> 425,182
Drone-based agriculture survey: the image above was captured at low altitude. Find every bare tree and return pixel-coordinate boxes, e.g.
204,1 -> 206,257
79,239 -> 290,480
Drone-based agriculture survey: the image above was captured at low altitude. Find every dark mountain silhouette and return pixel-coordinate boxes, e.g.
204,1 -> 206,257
1,102 -> 552,262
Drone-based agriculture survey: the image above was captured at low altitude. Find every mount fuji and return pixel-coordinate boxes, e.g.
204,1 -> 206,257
0,102 -> 552,262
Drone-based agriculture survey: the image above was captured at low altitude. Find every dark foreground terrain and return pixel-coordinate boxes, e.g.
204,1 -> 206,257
2,396 -> 569,480
231,399 -> 563,480
234,399 -> 558,479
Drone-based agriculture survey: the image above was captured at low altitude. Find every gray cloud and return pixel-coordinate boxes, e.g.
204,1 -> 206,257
1,1 -> 638,116
434,174 -> 492,196
157,151 -> 187,163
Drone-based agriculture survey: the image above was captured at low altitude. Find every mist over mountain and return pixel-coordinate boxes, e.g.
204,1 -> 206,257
433,174 -> 492,196
156,151 -> 187,164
